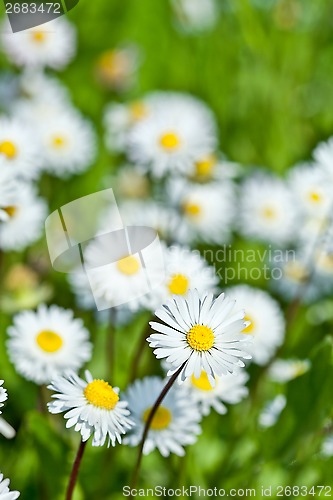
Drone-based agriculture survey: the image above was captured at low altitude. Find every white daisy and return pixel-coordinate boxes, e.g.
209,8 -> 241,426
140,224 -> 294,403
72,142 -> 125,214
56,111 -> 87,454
0,167 -> 19,222
258,395 -> 286,428
268,359 -> 311,383
167,178 -> 235,244
123,376 -> 201,456
127,92 -> 217,177
37,110 -> 96,177
18,69 -> 70,103
1,17 -> 76,70
288,163 -> 333,219
171,0 -> 219,33
148,290 -> 252,385
0,116 -> 41,179
0,473 -> 20,500
48,370 -> 133,447
7,305 -> 92,385
142,244 -> 218,311
313,137 -> 333,182
239,174 -> 298,246
321,434 -> 333,458
0,183 -> 47,251
184,369 -> 249,416
0,381 -> 7,413
226,285 -> 285,366
114,165 -> 150,200
188,152 -> 242,183
96,45 -> 141,92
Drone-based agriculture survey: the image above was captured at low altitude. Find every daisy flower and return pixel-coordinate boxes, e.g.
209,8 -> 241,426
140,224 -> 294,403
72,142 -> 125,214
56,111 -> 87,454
1,17 -> 76,70
7,305 -> 92,385
123,376 -> 201,456
0,473 -> 20,499
184,369 -> 249,416
37,110 -> 96,177
0,116 -> 40,179
226,285 -> 285,366
0,183 -> 47,251
148,290 -> 252,385
321,434 -> 333,458
171,0 -> 219,34
0,168 -> 19,222
48,370 -> 133,447
96,45 -> 140,92
168,178 -> 235,244
258,395 -> 286,428
114,165 -> 150,199
239,174 -> 298,246
313,137 -> 333,182
188,152 -> 242,183
127,92 -> 217,177
268,359 -> 311,383
0,381 -> 8,413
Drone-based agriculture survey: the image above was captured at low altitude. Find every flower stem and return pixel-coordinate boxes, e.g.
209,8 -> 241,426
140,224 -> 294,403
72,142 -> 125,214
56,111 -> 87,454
128,318 -> 153,383
66,440 -> 87,500
106,308 -> 116,380
130,362 -> 186,491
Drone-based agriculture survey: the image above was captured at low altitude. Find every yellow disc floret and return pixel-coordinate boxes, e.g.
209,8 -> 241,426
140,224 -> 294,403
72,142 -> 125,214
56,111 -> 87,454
3,206 -> 17,218
52,136 -> 66,148
143,405 -> 172,430
84,380 -> 119,410
117,255 -> 140,275
183,201 -> 201,217
167,274 -> 189,295
187,324 -> 214,351
159,131 -> 180,151
242,314 -> 254,334
191,371 -> 215,391
36,330 -> 63,353
0,141 -> 17,159
31,31 -> 46,43
195,154 -> 217,177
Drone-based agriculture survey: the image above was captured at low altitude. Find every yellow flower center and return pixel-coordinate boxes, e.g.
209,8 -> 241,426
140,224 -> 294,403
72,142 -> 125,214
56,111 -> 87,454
36,330 -> 63,353
242,314 -> 254,334
129,101 -> 147,122
52,136 -> 66,148
195,154 -> 217,177
183,201 -> 202,218
0,141 -> 17,159
116,255 -> 140,275
191,371 -> 215,391
32,31 -> 46,43
262,206 -> 276,220
308,191 -> 321,204
143,405 -> 172,430
167,274 -> 189,295
284,261 -> 308,283
187,324 -> 214,351
159,132 -> 181,151
3,206 -> 17,218
84,380 -> 119,410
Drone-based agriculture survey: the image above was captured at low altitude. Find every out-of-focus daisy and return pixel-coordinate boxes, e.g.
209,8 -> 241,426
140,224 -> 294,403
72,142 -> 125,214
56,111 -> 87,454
0,183 -> 47,251
96,45 -> 140,92
0,473 -> 20,499
0,381 -> 7,412
127,92 -> 217,177
171,0 -> 219,34
37,110 -> 96,177
142,245 -> 218,311
239,174 -> 297,246
268,359 -> 311,383
123,376 -> 201,456
259,395 -> 286,428
188,153 -> 242,183
0,116 -> 40,179
0,168 -> 19,222
184,369 -> 249,416
114,165 -> 150,199
313,137 -> 333,182
288,163 -> 332,218
168,178 -> 235,244
7,305 -> 92,385
148,290 -> 252,385
18,69 -> 70,103
1,17 -> 76,70
321,434 -> 333,458
227,285 -> 285,366
48,370 -> 133,447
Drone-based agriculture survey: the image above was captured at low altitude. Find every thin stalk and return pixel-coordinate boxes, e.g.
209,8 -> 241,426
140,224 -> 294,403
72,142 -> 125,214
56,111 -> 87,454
65,440 -> 87,500
128,319 -> 153,384
106,308 -> 117,380
130,362 -> 186,491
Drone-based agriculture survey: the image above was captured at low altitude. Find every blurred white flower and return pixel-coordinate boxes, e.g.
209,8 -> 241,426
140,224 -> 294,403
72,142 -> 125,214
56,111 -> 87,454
259,394 -> 286,428
0,167 -> 19,222
1,17 -> 76,70
321,434 -> 333,458
48,370 -> 133,447
148,290 -> 252,385
123,376 -> 201,456
96,45 -> 141,92
7,305 -> 92,385
171,0 -> 219,34
313,137 -> 333,183
269,359 -> 311,383
0,183 -> 47,251
227,285 -> 285,366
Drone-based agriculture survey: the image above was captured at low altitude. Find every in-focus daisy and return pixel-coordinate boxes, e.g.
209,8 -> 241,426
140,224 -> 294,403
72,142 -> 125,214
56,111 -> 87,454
258,395 -> 286,428
239,174 -> 297,246
268,359 -> 311,383
171,0 -> 219,34
227,285 -> 285,366
148,290 -> 252,385
7,305 -> 92,385
0,381 -> 7,413
0,183 -> 47,251
1,17 -> 76,70
0,473 -> 20,499
184,369 -> 249,416
127,92 -> 217,177
37,110 -> 96,177
123,376 -> 201,456
48,370 -> 133,447
168,178 -> 235,244
0,116 -> 40,179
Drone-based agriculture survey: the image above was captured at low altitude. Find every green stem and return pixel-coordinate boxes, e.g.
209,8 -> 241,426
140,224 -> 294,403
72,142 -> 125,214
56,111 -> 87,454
65,440 -> 87,500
